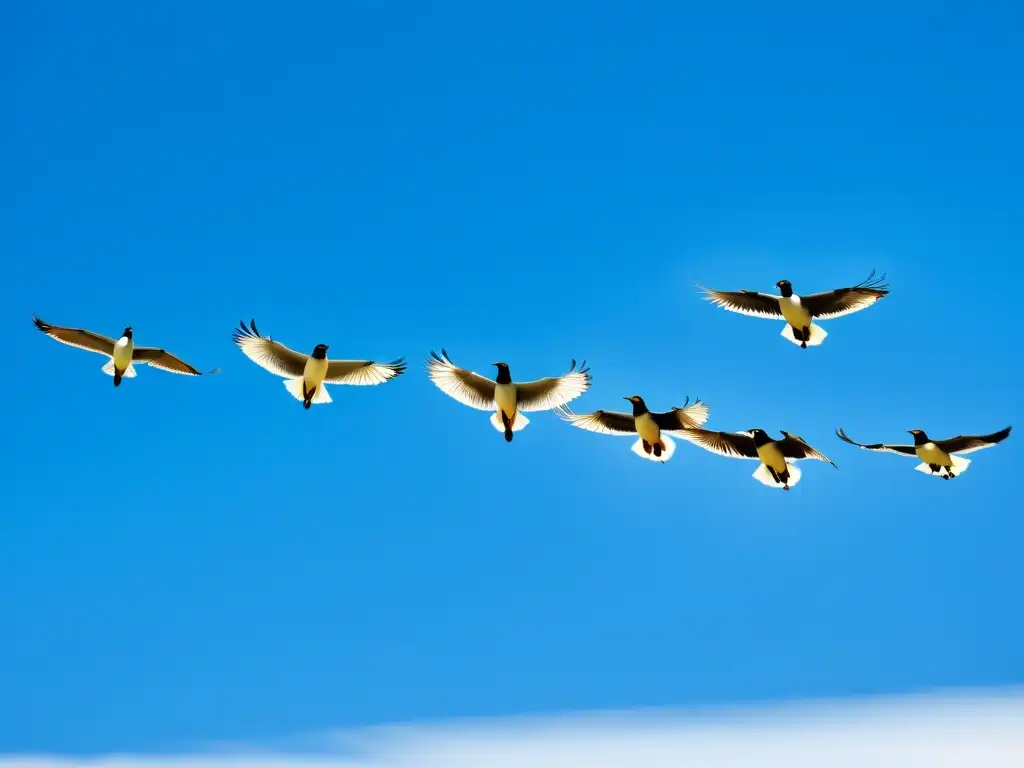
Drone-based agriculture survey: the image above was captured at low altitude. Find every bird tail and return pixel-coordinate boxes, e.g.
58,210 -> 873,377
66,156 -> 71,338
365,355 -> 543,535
914,455 -> 971,477
489,411 -> 529,433
630,434 -> 676,462
282,378 -> 333,405
752,461 -> 802,488
101,360 -> 137,378
781,323 -> 827,347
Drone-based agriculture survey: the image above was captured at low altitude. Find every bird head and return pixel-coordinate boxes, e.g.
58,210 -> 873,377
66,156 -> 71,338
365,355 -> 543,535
312,343 -> 329,359
122,326 -> 133,339
775,279 -> 793,297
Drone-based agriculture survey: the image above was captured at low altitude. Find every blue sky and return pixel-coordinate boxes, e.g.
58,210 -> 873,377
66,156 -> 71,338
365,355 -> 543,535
3,0 -> 1022,758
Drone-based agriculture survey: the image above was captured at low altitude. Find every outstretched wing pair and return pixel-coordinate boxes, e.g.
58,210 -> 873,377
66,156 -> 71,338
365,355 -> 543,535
33,316 -> 219,376
425,349 -> 592,411
555,398 -> 710,435
836,426 -> 1012,457
678,428 -> 838,467
231,319 -> 407,384
698,270 -> 889,321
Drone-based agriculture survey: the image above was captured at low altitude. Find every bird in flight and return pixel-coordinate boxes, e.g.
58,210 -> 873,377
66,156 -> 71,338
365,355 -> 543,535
555,395 -> 709,462
425,349 -> 591,442
676,427 -> 838,489
33,315 -> 219,386
836,426 -> 1011,479
231,319 -> 406,409
696,270 -> 889,348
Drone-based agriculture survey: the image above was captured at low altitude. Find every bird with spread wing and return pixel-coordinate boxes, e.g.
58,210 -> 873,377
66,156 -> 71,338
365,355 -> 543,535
425,349 -> 591,442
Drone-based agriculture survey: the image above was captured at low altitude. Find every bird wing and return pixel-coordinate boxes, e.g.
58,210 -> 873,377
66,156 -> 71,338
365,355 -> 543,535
799,270 -> 890,319
33,315 -> 117,357
935,426 -> 1012,455
834,427 -> 917,457
515,359 -> 593,412
696,285 -> 783,319
778,431 -> 839,467
424,349 -> 497,410
231,319 -> 308,378
554,405 -> 636,435
650,396 -> 711,433
132,347 -> 220,376
324,358 -> 407,385
675,428 -> 759,460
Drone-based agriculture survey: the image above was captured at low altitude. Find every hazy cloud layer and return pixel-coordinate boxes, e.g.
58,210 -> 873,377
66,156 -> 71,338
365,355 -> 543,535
6,687 -> 1024,767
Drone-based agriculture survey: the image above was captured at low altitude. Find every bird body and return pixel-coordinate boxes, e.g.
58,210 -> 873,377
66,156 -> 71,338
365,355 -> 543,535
555,395 -> 710,463
426,350 -> 591,442
676,427 -> 837,489
836,426 -> 1011,479
33,315 -> 218,386
231,319 -> 406,409
697,270 -> 889,348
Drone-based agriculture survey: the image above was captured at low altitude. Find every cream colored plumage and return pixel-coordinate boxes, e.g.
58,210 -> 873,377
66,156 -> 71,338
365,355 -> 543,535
425,349 -> 591,442
231,319 -> 406,409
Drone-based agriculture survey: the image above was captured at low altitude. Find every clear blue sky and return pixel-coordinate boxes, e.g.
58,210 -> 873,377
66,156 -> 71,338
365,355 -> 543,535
3,0 -> 1021,757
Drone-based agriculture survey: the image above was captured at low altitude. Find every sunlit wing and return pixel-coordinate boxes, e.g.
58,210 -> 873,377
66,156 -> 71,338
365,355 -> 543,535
33,315 -> 117,357
425,349 -> 496,410
231,319 -> 308,378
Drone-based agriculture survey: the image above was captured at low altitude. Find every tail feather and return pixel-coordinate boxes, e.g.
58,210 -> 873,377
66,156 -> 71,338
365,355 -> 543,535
781,323 -> 827,348
752,461 -> 802,489
915,455 -> 971,478
282,378 -> 333,405
630,434 -> 676,463
490,411 -> 529,433
101,360 -> 137,378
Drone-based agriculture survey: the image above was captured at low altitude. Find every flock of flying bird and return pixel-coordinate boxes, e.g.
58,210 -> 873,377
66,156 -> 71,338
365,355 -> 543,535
32,270 -> 1012,490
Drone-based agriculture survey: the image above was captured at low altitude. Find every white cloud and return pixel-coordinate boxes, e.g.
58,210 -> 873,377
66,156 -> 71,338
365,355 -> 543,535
5,687 -> 1024,767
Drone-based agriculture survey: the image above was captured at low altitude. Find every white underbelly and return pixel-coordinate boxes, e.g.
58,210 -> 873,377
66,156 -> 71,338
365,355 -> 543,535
757,442 -> 789,473
112,338 -> 133,368
635,412 -> 661,444
494,383 -> 517,416
917,442 -> 951,465
304,357 -> 329,387
779,296 -> 811,327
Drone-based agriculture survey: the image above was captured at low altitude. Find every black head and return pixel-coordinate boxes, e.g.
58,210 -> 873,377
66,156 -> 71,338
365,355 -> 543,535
908,429 -> 929,444
312,343 -> 329,360
748,428 -> 772,446
775,279 -> 793,297
122,326 -> 133,339
624,395 -> 648,414
492,362 -> 512,384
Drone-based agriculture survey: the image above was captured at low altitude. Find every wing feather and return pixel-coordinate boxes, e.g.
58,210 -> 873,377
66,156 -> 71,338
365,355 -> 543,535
325,358 -> 407,385
554,405 -> 636,435
695,284 -> 783,319
676,428 -> 759,460
835,427 -> 917,457
936,426 -> 1012,455
650,396 -> 711,432
515,359 -> 593,412
800,270 -> 890,319
777,431 -> 838,467
424,349 -> 496,410
132,347 -> 219,376
231,319 -> 308,378
33,315 -> 117,357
